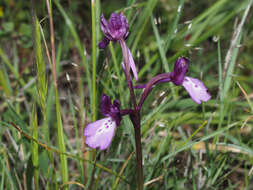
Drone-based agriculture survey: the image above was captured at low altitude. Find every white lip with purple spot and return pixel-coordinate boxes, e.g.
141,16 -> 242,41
84,117 -> 117,150
182,76 -> 211,104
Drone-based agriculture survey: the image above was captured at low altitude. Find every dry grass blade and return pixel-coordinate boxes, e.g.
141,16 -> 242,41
144,175 -> 163,187
223,2 -> 252,78
59,181 -> 85,189
241,115 -> 253,129
193,142 -> 252,155
236,81 -> 253,113
112,152 -> 134,189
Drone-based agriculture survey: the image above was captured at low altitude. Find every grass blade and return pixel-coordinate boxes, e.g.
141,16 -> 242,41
31,105 -> 39,190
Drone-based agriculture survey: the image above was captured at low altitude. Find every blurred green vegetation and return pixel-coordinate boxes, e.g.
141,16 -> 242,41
1,0 -> 253,189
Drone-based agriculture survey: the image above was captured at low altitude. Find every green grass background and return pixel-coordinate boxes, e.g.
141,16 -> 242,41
0,0 -> 253,189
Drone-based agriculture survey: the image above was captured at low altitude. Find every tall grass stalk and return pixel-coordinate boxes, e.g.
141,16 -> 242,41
52,3 -> 92,182
91,0 -> 97,121
31,106 -> 39,190
30,7 -> 47,187
46,0 -> 69,186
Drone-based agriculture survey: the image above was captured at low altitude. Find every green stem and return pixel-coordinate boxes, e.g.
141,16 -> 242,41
91,0 -> 97,121
31,106 -> 39,190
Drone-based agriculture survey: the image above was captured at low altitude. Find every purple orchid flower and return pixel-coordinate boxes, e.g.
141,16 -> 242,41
171,57 -> 211,104
98,12 -> 138,81
84,94 -> 122,150
99,13 -> 129,47
138,57 -> 211,107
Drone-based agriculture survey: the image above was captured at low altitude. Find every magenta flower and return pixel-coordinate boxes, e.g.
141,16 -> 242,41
99,12 -> 138,81
84,94 -> 122,150
138,57 -> 211,107
99,13 -> 129,48
172,57 -> 211,104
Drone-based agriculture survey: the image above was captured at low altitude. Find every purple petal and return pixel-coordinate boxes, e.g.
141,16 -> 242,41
111,99 -> 121,126
171,57 -> 189,85
100,15 -> 112,41
100,14 -> 108,33
113,99 -> 120,109
109,13 -> 122,30
84,117 -> 116,150
127,46 -> 138,81
99,37 -> 110,49
182,76 -> 211,104
100,94 -> 112,116
120,12 -> 129,39
99,13 -> 129,41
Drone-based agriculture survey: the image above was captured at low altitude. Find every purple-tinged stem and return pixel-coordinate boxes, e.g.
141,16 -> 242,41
129,111 -> 144,190
138,73 -> 171,108
134,126 -> 143,190
119,39 -> 143,189
120,109 -> 134,116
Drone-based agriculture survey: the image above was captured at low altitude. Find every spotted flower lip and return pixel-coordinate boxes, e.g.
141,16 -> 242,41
99,12 -> 129,47
84,94 -> 122,150
84,117 -> 117,150
182,76 -> 211,104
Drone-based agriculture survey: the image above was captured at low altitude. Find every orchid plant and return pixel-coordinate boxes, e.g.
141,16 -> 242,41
84,12 -> 211,189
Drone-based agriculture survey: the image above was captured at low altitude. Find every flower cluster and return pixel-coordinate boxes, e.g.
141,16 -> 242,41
84,12 -> 211,150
